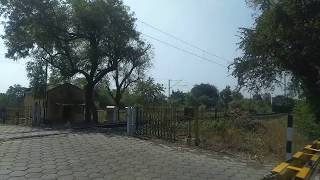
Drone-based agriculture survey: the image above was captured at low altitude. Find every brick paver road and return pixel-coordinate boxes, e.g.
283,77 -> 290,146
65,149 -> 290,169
0,124 -> 273,180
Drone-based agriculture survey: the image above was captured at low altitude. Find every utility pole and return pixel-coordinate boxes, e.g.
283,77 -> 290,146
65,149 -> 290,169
44,62 -> 48,123
284,72 -> 287,98
168,79 -> 171,99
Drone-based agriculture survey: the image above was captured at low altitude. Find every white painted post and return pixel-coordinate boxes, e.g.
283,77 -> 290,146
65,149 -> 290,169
127,107 -> 137,136
132,107 -> 136,134
113,107 -> 118,123
127,107 -> 132,135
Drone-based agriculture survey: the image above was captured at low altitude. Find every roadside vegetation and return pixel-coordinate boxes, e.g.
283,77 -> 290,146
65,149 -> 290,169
0,0 -> 320,164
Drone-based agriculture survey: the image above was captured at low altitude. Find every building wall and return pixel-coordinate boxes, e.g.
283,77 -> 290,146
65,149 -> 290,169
47,84 -> 85,123
23,92 -> 44,125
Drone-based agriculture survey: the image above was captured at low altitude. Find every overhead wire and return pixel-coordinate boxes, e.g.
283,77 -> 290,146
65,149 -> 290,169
138,20 -> 232,64
141,33 -> 227,68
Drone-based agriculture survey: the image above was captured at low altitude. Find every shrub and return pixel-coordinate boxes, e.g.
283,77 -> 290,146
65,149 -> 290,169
293,100 -> 320,139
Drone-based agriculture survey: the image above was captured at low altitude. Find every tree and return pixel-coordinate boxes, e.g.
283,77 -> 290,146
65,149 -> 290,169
252,93 -> 262,101
6,84 -> 27,106
220,86 -> 233,109
0,93 -> 9,107
272,95 -> 295,113
106,42 -> 152,108
169,90 -> 187,106
0,0 -> 149,123
95,86 -> 113,109
132,78 -> 165,106
232,0 -> 320,120
231,90 -> 244,100
190,83 -> 219,108
26,59 -> 48,98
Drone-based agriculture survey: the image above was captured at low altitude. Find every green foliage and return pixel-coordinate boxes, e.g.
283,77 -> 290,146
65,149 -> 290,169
293,100 -> 320,139
272,95 -> 295,113
220,86 -> 232,109
201,119 -> 231,134
5,84 -> 27,106
106,39 -> 152,107
120,91 -> 136,107
94,87 -> 113,109
229,98 -> 271,114
0,0 -> 150,122
232,0 -> 320,120
190,84 -> 219,108
132,78 -> 165,106
0,93 -> 9,107
169,90 -> 187,106
231,90 -> 244,100
26,59 -> 47,98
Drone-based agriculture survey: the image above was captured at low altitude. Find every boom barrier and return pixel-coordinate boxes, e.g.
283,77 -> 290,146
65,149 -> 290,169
264,139 -> 320,180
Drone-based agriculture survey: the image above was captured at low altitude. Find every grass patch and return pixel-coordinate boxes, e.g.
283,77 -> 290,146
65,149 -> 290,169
192,115 -> 310,162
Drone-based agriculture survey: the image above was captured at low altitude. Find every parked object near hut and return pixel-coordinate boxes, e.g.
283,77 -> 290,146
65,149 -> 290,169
106,106 -> 118,123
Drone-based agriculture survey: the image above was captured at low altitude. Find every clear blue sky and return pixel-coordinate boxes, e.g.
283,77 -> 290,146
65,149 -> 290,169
0,0 -> 255,93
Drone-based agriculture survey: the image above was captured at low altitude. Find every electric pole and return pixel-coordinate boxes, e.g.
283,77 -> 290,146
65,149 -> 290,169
168,79 -> 171,98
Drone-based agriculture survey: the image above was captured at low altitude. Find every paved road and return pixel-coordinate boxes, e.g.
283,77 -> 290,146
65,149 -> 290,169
0,124 -> 272,180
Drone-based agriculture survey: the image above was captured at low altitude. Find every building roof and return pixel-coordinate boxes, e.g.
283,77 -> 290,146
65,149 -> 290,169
47,83 -> 83,93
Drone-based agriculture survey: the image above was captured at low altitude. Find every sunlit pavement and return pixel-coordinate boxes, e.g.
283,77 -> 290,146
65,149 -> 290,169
0,124 -> 272,180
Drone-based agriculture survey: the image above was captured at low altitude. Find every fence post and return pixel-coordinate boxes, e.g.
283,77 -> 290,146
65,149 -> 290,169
215,108 -> 218,119
194,107 -> 200,146
127,107 -> 137,136
184,107 -> 194,145
286,114 -> 293,160
127,107 -> 132,135
16,111 -> 19,125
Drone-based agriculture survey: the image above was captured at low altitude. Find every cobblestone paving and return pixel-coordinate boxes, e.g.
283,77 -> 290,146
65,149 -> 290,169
0,125 -> 273,180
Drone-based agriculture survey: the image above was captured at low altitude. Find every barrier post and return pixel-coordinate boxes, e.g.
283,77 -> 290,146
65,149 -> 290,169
286,114 -> 293,160
184,107 -> 194,145
127,107 -> 136,136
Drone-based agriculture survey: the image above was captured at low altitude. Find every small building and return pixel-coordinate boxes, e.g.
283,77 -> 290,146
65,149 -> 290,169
46,83 -> 85,124
24,83 -> 85,124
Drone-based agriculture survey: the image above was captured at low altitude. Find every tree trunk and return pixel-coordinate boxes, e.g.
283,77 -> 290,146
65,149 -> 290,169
91,100 -> 98,123
114,91 -> 122,122
85,83 -> 94,123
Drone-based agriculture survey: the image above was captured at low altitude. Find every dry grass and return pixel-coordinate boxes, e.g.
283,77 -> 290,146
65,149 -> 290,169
197,115 -> 311,163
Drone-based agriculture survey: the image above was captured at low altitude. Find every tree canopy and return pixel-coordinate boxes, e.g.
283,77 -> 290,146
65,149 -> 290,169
232,0 -> 320,120
106,42 -> 152,107
220,86 -> 233,109
5,84 -> 27,106
132,77 -> 165,106
190,83 -> 219,108
0,0 -> 150,122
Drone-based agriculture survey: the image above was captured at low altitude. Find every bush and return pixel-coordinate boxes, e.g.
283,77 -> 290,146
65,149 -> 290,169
293,100 -> 320,139
229,99 -> 272,114
272,95 -> 295,113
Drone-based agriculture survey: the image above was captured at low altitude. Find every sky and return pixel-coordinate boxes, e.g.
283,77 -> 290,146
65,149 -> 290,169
0,0 -> 255,94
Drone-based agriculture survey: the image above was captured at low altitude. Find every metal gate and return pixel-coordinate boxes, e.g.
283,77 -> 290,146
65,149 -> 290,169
135,106 -> 193,142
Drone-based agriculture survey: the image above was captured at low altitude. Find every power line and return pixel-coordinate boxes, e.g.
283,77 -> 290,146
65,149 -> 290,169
142,33 -> 227,68
138,20 -> 232,63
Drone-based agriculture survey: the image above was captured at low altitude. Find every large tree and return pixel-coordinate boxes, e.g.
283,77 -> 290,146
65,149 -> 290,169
169,90 -> 187,106
220,86 -> 233,109
0,0 -> 149,123
26,59 -> 48,98
106,41 -> 152,108
6,84 -> 27,106
133,78 -> 166,106
190,83 -> 219,108
232,0 -> 320,120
